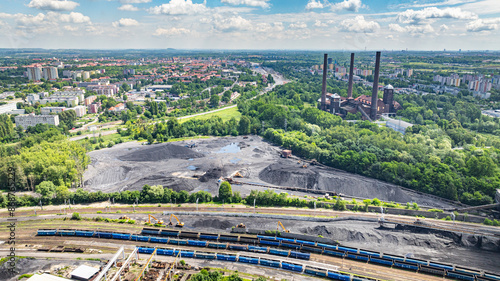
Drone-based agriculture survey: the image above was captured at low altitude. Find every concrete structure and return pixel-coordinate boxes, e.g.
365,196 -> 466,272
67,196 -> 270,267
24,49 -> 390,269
84,95 -> 97,106
41,107 -> 66,115
42,66 -> 58,80
147,85 -> 173,92
495,189 -> 500,204
382,84 -> 395,115
82,71 -> 90,80
70,265 -> 99,281
0,103 -> 17,114
87,84 -> 117,96
27,93 -> 40,104
71,105 -> 86,117
15,113 -> 59,128
88,103 -> 100,114
26,273 -> 69,281
321,54 -> 328,111
27,66 -> 42,81
347,53 -> 354,99
370,51 -> 381,120
383,116 -> 413,134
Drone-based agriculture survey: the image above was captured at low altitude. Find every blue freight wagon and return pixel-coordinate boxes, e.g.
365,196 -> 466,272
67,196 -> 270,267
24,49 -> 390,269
75,230 -> 94,237
446,271 -> 476,281
394,261 -> 419,271
208,242 -> 227,249
259,239 -> 280,246
281,242 -> 301,250
281,262 -> 303,272
57,230 -> 75,236
200,233 -> 218,240
138,247 -> 155,254
38,229 -> 57,236
346,253 -> 369,262
289,251 -> 310,260
327,272 -> 351,281
429,262 -> 454,271
195,252 -> 216,259
216,254 -> 237,262
150,237 -> 169,243
157,249 -> 174,256
269,248 -> 289,257
370,257 -> 393,267
141,228 -> 160,235
305,267 -> 327,277
324,249 -> 345,258
112,233 -> 131,240
219,235 -> 239,242
260,259 -> 280,268
337,246 -> 358,253
296,240 -> 315,246
276,237 -> 295,243
160,230 -> 180,237
228,244 -> 248,251
96,231 -> 113,239
187,240 -> 207,247
131,235 -> 150,242
248,246 -> 267,253
238,256 -> 259,264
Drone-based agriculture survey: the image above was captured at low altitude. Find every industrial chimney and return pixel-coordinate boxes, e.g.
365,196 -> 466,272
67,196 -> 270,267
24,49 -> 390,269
370,51 -> 381,120
321,54 -> 328,111
347,53 -> 355,99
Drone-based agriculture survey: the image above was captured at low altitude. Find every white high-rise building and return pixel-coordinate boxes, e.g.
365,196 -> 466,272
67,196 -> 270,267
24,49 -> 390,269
27,67 -> 42,81
42,67 -> 59,80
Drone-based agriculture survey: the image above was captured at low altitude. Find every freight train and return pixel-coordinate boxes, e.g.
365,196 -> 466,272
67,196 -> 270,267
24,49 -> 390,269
37,228 -> 500,281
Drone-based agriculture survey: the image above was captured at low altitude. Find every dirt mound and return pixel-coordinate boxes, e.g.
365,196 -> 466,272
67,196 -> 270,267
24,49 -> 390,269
199,168 -> 223,182
259,163 -> 320,189
84,166 -> 131,187
118,144 -> 204,162
192,218 -> 233,229
128,175 -> 198,192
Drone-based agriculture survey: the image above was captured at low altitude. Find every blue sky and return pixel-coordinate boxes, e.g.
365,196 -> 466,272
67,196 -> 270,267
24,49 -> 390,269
0,0 -> 499,50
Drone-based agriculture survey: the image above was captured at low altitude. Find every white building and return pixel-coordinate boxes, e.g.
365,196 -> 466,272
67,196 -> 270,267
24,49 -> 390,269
27,67 -> 42,81
41,107 -> 66,115
71,105 -> 86,117
82,71 -> 90,80
0,103 -> 18,114
14,113 -> 59,128
42,67 -> 58,80
27,94 -> 40,104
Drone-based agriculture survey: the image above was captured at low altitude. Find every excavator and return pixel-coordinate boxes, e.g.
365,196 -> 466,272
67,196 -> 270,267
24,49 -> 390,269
146,214 -> 164,226
168,214 -> 185,228
277,221 -> 290,233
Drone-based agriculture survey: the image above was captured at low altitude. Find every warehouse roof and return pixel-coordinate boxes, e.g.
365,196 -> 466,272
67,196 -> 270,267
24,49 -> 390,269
70,265 -> 99,281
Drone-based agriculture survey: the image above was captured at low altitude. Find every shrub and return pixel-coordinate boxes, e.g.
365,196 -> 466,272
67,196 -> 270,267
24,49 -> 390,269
179,260 -> 186,266
445,216 -> 452,221
96,211 -> 102,214
412,203 -> 419,210
371,198 -> 381,206
71,212 -> 81,220
484,218 -> 493,225
406,202 -> 411,209
428,208 -> 444,213
127,220 -> 135,224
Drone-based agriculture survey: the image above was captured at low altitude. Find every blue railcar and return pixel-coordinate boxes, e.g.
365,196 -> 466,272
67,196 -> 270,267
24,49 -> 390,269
57,229 -> 76,236
446,271 -> 476,281
208,242 -> 227,249
168,239 -> 187,245
96,231 -> 113,239
238,256 -> 259,264
260,239 -> 280,246
260,259 -> 280,268
317,243 -> 337,250
131,235 -> 150,242
324,249 -> 345,258
296,240 -> 315,246
289,251 -> 310,260
187,240 -> 207,247
347,253 -> 369,262
327,272 -> 351,281
394,261 -> 419,271
370,257 -> 393,267
269,248 -> 289,257
454,267 -> 481,276
281,262 -> 303,272
200,234 -> 218,240
157,249 -> 174,256
304,266 -> 327,277
248,246 -> 267,253
195,252 -> 216,259
138,247 -> 155,254
150,237 -> 169,243
112,233 -> 131,240
160,230 -> 180,237
281,242 -> 301,250
257,235 -> 275,240
302,245 -> 323,254
75,230 -> 94,237
359,250 -> 380,257
337,246 -> 358,253
180,251 -> 195,258
484,272 -> 500,281
141,228 -> 160,235
275,237 -> 295,243
219,235 -> 239,242
429,262 -> 454,271
37,229 -> 57,236
216,254 -> 237,262
383,254 -> 406,262
228,244 -> 248,251
405,258 -> 428,266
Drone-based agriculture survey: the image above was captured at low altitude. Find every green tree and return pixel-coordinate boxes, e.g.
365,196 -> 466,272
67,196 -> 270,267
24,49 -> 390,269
209,94 -> 220,108
35,181 -> 57,198
238,116 -> 251,135
218,181 -> 233,203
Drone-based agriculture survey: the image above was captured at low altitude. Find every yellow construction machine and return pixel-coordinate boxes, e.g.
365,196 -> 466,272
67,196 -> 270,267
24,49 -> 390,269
236,223 -> 246,228
146,214 -> 164,225
168,214 -> 185,227
277,221 -> 290,233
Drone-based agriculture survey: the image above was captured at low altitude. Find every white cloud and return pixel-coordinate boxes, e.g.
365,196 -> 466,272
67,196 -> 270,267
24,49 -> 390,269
53,12 -> 91,24
63,25 -> 78,31
397,7 -> 477,25
27,0 -> 79,11
439,24 -> 449,31
148,0 -> 208,15
306,0 -> 324,10
153,27 -> 190,36
460,0 -> 500,15
289,22 -> 307,29
119,0 -> 151,3
220,0 -> 270,9
118,4 -> 139,11
339,15 -> 379,32
466,18 -> 500,32
112,18 -> 139,27
213,15 -> 252,31
331,0 -> 364,12
314,20 -> 327,27
389,23 -> 434,34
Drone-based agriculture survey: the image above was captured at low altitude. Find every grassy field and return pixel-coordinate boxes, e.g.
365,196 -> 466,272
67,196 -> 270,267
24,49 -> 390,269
179,106 -> 241,124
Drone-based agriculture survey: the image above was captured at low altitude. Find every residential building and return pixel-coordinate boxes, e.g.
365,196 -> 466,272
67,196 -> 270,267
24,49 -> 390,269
87,84 -> 117,96
82,71 -> 90,80
88,102 -> 101,114
70,105 -> 86,117
0,103 -> 18,114
27,94 -> 40,105
42,67 -> 58,80
27,67 -> 42,81
84,95 -> 97,106
41,107 -> 66,115
14,113 -> 59,128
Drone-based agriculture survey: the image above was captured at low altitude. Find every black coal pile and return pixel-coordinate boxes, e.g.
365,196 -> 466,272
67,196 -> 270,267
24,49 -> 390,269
118,144 -> 204,162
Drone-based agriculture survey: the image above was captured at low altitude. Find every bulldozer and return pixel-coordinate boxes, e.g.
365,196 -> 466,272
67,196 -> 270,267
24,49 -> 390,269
277,221 -> 290,233
146,214 -> 164,226
236,223 -> 246,228
168,214 -> 184,228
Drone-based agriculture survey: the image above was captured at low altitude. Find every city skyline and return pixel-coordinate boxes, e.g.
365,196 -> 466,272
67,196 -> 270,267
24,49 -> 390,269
0,0 -> 499,50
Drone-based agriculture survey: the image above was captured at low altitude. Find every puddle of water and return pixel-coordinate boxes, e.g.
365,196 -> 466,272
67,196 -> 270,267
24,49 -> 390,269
187,165 -> 198,171
216,143 -> 241,153
188,158 -> 194,161
230,158 -> 241,164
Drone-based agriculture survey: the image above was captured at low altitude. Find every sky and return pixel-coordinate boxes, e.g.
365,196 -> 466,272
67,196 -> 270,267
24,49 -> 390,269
0,0 -> 499,50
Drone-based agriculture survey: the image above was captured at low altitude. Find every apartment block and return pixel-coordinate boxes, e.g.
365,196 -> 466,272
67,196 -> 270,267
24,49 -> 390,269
15,113 -> 59,128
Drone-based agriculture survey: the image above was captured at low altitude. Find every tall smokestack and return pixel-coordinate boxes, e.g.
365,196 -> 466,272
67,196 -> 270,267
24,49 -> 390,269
370,51 -> 381,120
347,53 -> 355,99
321,54 -> 328,111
